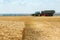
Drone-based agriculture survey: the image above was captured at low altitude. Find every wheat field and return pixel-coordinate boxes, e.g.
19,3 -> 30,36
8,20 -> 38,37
0,16 -> 60,40
0,21 -> 25,40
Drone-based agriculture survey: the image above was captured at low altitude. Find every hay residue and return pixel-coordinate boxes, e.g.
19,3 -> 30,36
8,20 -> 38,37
0,21 -> 25,40
23,22 -> 60,40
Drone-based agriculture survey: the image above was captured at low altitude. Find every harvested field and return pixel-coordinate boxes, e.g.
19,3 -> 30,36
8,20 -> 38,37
0,21 -> 25,40
0,16 -> 60,40
23,22 -> 60,40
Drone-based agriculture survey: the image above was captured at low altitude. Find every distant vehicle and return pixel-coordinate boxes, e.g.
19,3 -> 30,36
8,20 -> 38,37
32,11 -> 40,16
32,10 -> 55,16
40,10 -> 55,16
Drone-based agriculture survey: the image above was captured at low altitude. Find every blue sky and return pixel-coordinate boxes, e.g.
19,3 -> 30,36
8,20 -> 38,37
0,0 -> 60,14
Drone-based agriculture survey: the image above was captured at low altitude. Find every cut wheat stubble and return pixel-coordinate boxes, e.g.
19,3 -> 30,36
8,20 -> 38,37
23,22 -> 60,40
0,21 -> 25,40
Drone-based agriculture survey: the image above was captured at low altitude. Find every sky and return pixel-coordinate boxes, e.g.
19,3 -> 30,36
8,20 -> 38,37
0,0 -> 60,14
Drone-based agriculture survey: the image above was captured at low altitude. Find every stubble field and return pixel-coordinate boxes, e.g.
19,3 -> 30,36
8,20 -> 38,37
0,16 -> 60,40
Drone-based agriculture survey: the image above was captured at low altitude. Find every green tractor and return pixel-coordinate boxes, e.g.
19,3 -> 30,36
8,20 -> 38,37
32,11 -> 40,16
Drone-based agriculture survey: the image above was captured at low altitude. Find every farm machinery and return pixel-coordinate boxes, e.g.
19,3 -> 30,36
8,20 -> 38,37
32,10 -> 55,16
